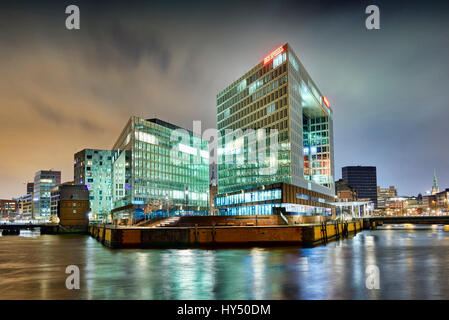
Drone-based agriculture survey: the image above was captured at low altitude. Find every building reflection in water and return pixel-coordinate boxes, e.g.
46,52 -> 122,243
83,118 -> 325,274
3,227 -> 449,299
249,248 -> 266,299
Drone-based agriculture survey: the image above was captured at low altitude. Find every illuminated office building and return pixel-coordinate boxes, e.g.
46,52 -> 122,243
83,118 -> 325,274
33,170 -> 61,219
216,44 -> 334,215
74,149 -> 113,221
216,43 -> 335,216
215,183 -> 334,217
111,117 -> 209,218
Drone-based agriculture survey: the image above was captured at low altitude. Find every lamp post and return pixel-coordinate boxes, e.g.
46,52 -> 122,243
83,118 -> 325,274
206,189 -> 210,216
166,196 -> 169,218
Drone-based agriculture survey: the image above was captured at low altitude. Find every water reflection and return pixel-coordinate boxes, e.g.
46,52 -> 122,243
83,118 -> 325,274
19,229 -> 41,238
1,229 -> 449,299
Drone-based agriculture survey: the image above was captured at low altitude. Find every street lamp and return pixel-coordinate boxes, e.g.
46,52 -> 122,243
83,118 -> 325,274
206,189 -> 210,216
166,196 -> 169,218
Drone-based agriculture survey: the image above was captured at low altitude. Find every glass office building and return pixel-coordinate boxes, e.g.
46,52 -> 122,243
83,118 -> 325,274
342,166 -> 378,207
74,149 -> 113,221
216,43 -> 335,198
215,183 -> 334,218
33,170 -> 61,219
111,116 -> 209,218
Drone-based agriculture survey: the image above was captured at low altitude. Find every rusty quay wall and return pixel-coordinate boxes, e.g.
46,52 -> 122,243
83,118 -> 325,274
89,219 -> 365,249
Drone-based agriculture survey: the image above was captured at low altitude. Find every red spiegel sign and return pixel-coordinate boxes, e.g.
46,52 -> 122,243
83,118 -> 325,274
263,46 -> 284,64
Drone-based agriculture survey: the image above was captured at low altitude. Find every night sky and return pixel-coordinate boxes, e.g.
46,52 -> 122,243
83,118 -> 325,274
0,0 -> 448,198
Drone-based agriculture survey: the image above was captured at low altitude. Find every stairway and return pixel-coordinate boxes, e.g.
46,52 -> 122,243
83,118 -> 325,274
151,216 -> 180,228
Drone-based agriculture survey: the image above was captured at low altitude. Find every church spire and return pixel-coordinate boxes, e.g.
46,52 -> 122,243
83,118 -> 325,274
432,168 -> 439,195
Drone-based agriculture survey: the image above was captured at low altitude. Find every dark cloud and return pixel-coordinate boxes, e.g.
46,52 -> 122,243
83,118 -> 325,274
27,97 -> 103,133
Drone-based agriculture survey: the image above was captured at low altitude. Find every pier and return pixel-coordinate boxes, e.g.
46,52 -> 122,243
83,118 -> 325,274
0,222 -> 87,235
89,216 -> 366,248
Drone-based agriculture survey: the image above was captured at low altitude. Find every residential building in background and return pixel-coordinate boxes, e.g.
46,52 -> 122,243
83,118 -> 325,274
50,181 -> 73,216
215,43 -> 335,218
17,194 -> 33,219
377,185 -> 397,209
335,179 -> 358,202
424,188 -> 449,214
436,188 -> 449,208
26,182 -> 34,194
342,166 -> 377,208
74,149 -> 113,221
50,184 -> 90,230
16,182 -> 35,219
111,116 -> 210,219
33,170 -> 61,219
0,199 -> 18,218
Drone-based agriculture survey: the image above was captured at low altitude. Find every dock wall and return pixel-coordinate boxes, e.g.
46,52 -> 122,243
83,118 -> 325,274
89,220 -> 364,248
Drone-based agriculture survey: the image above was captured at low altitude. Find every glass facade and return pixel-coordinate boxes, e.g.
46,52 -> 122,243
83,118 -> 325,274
74,149 -> 113,220
215,189 -> 282,206
216,43 -> 334,198
215,186 -> 332,217
33,170 -> 61,219
112,117 -> 209,216
342,166 -> 378,207
219,204 -> 332,216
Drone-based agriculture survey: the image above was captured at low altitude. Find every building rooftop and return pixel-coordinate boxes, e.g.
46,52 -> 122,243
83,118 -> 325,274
146,118 -> 196,137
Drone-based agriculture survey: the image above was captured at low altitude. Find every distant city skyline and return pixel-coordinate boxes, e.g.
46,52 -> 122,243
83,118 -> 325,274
0,0 -> 448,198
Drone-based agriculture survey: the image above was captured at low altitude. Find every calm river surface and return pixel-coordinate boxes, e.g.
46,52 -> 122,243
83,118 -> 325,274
1,227 -> 449,299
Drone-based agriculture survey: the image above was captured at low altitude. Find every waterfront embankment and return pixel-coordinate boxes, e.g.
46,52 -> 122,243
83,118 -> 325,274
89,216 -> 370,248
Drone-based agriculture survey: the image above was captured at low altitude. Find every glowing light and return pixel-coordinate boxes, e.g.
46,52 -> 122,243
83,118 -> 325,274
135,131 -> 157,145
263,46 -> 284,64
322,96 -> 330,108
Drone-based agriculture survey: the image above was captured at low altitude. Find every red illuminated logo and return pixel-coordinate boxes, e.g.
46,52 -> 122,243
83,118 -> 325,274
263,46 -> 284,64
322,96 -> 330,108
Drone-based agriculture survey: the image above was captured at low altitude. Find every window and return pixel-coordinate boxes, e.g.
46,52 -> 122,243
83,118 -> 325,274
266,104 -> 275,115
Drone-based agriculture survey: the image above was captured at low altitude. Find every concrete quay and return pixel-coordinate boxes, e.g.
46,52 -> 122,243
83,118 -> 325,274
89,216 -> 370,248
